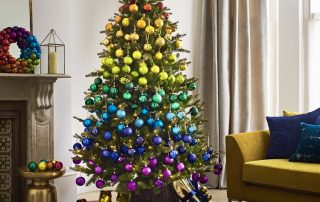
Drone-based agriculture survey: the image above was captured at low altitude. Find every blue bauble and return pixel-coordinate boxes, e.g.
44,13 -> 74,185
190,139 -> 198,146
136,136 -> 144,144
120,145 -> 129,154
165,141 -> 172,147
84,128 -> 90,132
101,112 -> 109,121
116,110 -> 126,119
123,127 -> 133,136
136,146 -> 145,155
146,117 -> 154,125
91,127 -> 100,136
104,131 -> 112,141
134,118 -> 144,128
169,150 -> 179,159
207,147 -> 214,154
83,119 -> 93,127
153,119 -> 164,130
107,104 -> 118,114
178,146 -> 186,154
187,153 -> 197,163
182,135 -> 192,144
188,126 -> 196,134
81,138 -> 91,146
153,136 -> 162,145
101,149 -> 110,158
171,126 -> 180,135
173,133 -> 182,142
111,152 -> 119,161
166,112 -> 175,121
117,123 -> 125,132
177,111 -> 185,120
73,143 -> 82,150
140,107 -> 149,116
128,148 -> 136,156
202,153 -> 211,162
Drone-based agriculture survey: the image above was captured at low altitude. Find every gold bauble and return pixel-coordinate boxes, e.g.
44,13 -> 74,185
180,63 -> 187,71
115,49 -> 124,58
124,34 -> 131,41
136,19 -> 147,29
154,18 -> 164,28
129,4 -> 139,13
116,30 -> 124,38
143,43 -> 152,51
130,33 -> 140,41
200,186 -> 208,193
164,34 -> 172,40
145,25 -> 155,35
120,77 -> 128,84
155,52 -> 163,60
105,23 -> 113,31
115,15 -> 122,23
159,71 -> 168,80
102,39 -> 109,46
150,65 -> 160,73
164,26 -> 172,34
138,77 -> 148,86
122,65 -> 131,73
155,37 -> 165,47
110,145 -> 116,150
122,18 -> 130,27
175,40 -> 182,49
168,54 -> 177,62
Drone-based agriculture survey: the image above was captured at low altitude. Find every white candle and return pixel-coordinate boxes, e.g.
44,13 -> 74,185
48,52 -> 58,74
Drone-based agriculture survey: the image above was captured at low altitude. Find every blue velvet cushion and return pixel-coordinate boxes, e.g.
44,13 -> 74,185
266,108 -> 320,158
289,123 -> 320,163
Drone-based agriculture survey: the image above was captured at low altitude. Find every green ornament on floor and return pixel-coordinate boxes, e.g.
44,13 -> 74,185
123,92 -> 132,100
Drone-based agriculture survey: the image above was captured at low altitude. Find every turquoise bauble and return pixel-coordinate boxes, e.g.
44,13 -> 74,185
117,123 -> 125,132
158,89 -> 166,96
178,92 -> 188,102
116,110 -> 126,119
152,93 -> 162,103
169,94 -> 177,102
85,99 -> 94,105
166,112 -> 175,121
188,126 -> 197,134
139,93 -> 148,103
171,126 -> 180,135
101,112 -> 109,121
110,87 -> 118,95
125,82 -> 134,90
94,78 -> 103,85
151,102 -> 159,109
134,118 -> 144,128
83,119 -> 93,127
171,102 -> 180,110
123,92 -> 132,100
102,85 -> 110,94
177,111 -> 185,119
90,84 -> 98,92
187,82 -> 197,90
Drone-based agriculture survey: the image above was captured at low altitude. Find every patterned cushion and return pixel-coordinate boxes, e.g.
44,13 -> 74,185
290,122 -> 320,163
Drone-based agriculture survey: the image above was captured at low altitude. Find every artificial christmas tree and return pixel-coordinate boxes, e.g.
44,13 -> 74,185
71,0 -> 221,201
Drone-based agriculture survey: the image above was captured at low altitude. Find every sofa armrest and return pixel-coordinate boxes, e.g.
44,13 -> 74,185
226,130 -> 270,200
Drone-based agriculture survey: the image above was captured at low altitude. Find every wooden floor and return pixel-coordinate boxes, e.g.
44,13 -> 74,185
78,189 -> 228,202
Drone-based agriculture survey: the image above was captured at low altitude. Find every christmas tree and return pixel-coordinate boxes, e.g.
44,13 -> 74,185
71,0 -> 221,195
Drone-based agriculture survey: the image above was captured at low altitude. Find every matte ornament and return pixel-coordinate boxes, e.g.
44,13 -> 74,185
141,166 -> 152,176
27,161 -> 38,172
101,149 -> 110,158
83,119 -> 93,127
152,93 -> 162,103
96,179 -> 106,189
123,127 -> 133,136
166,112 -> 175,121
123,92 -> 132,100
153,136 -> 162,145
187,153 -> 197,163
110,87 -> 118,95
127,181 -> 137,191
116,110 -> 126,119
151,102 -> 159,109
111,152 -> 119,161
120,145 -> 129,154
107,104 -> 118,114
137,19 -> 147,29
76,177 -> 86,186
136,146 -> 145,155
162,169 -> 171,179
169,94 -> 177,102
176,162 -> 185,172
154,179 -> 163,188
131,103 -> 139,110
134,118 -> 144,128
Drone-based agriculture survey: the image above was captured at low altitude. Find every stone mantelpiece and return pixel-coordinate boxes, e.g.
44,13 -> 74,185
0,73 -> 70,162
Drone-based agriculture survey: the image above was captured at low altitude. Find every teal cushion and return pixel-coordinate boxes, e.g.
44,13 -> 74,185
290,122 -> 320,163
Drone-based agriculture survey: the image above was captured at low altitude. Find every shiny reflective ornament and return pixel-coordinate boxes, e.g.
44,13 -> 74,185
152,93 -> 162,103
125,82 -> 134,90
116,110 -> 126,119
127,181 -> 137,191
182,135 -> 192,144
136,136 -> 144,144
101,149 -> 110,158
162,169 -> 171,179
154,18 -> 164,28
120,145 -> 129,154
176,162 -> 185,172
159,71 -> 168,80
171,102 -> 180,110
188,126 -> 197,134
134,118 -> 144,128
101,112 -> 109,121
169,150 -> 179,159
96,179 -> 106,189
192,173 -> 201,182
154,179 -> 163,188
169,94 -> 177,102
107,104 -> 118,114
132,50 -> 142,60
27,161 -> 38,172
149,157 -> 158,168
138,77 -> 148,86
83,119 -> 93,127
137,19 -> 147,29
166,112 -> 175,121
153,136 -> 162,145
202,153 -> 211,162
177,111 -> 185,119
123,127 -> 133,136
117,123 -> 125,132
128,148 -> 136,156
151,65 -> 160,73
171,126 -> 180,135
91,127 -> 100,136
187,153 -> 197,163
187,82 -> 197,90
85,99 -> 94,105
136,146 -> 145,155
104,131 -> 112,141
164,155 -> 174,164
140,107 -> 149,116
190,107 -> 199,116
111,152 -> 119,161
145,25 -> 155,35
178,92 -> 188,102
153,119 -> 164,129
124,56 -> 133,65
110,87 -> 118,95
73,143 -> 82,150
147,117 -> 154,125
139,93 -> 148,103
76,176 -> 86,186
102,85 -> 110,94
151,102 -> 159,109
141,166 -> 152,176
200,175 -> 209,184
190,139 -> 198,146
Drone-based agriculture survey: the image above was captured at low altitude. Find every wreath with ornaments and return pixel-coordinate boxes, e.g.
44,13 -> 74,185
0,26 -> 41,73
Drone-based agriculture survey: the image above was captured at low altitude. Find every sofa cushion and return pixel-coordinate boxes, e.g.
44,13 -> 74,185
243,159 -> 320,194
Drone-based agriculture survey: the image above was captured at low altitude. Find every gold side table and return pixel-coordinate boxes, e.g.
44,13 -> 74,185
18,168 -> 66,202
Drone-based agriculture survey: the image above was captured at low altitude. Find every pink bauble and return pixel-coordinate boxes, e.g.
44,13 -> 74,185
94,166 -> 103,174
164,155 -> 174,164
141,166 -> 152,176
54,161 -> 63,170
176,162 -> 185,172
124,163 -> 133,172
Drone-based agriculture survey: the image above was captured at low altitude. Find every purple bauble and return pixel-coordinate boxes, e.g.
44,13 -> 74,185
76,177 -> 85,186
111,173 -> 118,183
123,127 -> 133,136
154,179 -> 163,188
214,169 -> 222,175
94,166 -> 103,174
141,166 -> 152,176
127,181 -> 137,191
117,156 -> 125,163
124,163 -> 133,172
73,156 -> 81,164
162,169 -> 171,179
192,173 -> 201,182
88,159 -> 95,166
214,163 -> 223,171
149,157 -> 158,169
176,162 -> 185,172
96,179 -> 105,189
200,175 -> 209,184
164,155 -> 174,164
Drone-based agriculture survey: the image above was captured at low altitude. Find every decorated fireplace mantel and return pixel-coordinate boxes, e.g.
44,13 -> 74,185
0,73 -> 70,162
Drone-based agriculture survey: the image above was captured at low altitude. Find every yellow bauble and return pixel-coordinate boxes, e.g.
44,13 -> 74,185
176,74 -> 185,84
102,39 -> 109,46
168,74 -> 176,84
111,66 -> 121,75
103,71 -> 111,79
155,37 -> 165,47
131,71 -> 139,77
122,65 -> 131,73
104,57 -> 114,67
165,26 -> 172,34
168,54 -> 177,62
38,162 -> 47,171
155,52 -> 163,60
98,67 -> 104,73
138,77 -> 148,86
159,71 -> 168,80
164,34 -> 172,40
120,77 -> 128,84
122,18 -> 130,27
130,33 -> 140,41
139,62 -> 147,67
124,34 -> 131,41
139,66 -> 148,75
175,40 -> 182,49
115,15 -> 122,23
145,25 -> 155,35
151,65 -> 160,73
180,63 -> 187,71
154,18 -> 164,28
105,23 -> 113,31
144,43 -> 152,51
124,56 -> 133,65
116,30 -> 124,38
136,19 -> 147,29
129,4 -> 139,12
132,50 -> 142,60
115,49 -> 124,58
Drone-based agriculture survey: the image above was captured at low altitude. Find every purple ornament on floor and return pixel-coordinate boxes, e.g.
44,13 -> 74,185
94,166 -> 103,174
200,175 -> 209,184
124,163 -> 133,172
192,173 -> 201,182
141,166 -> 152,176
162,169 -> 171,179
176,162 -> 185,172
96,179 -> 105,189
111,173 -> 118,183
149,157 -> 158,169
164,155 -> 174,164
127,181 -> 137,191
76,177 -> 85,186
154,179 -> 163,188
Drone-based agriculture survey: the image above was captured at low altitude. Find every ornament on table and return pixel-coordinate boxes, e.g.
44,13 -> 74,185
27,160 -> 63,172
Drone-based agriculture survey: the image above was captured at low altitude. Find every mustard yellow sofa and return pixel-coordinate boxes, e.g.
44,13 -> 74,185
226,130 -> 320,202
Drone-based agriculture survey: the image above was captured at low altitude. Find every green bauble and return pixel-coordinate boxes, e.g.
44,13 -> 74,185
131,103 -> 139,110
151,102 -> 160,109
94,96 -> 102,103
110,87 -> 118,95
123,92 -> 132,100
169,94 -> 177,102
139,93 -> 148,103
102,85 -> 110,94
103,71 -> 111,79
152,93 -> 162,104
187,82 -> 197,90
94,78 -> 103,85
85,99 -> 94,105
190,107 -> 199,116
27,161 -> 38,172
125,82 -> 134,90
90,84 -> 98,92
178,92 -> 188,102
158,89 -> 166,96
131,71 -> 139,78
171,102 -> 180,110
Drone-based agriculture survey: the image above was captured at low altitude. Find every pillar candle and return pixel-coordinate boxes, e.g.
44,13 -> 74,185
48,52 -> 58,74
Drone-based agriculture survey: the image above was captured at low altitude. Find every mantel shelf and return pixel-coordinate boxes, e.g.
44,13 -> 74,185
0,73 -> 71,79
